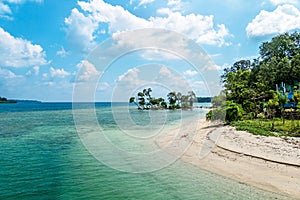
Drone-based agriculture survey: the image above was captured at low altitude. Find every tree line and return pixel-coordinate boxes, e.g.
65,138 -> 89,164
207,32 -> 300,127
0,96 -> 17,103
129,88 -> 196,110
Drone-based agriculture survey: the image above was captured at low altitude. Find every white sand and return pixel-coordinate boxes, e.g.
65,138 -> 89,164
156,120 -> 300,199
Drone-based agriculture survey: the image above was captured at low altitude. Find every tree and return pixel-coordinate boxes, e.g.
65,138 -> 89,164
129,97 -> 143,110
143,88 -> 152,108
137,92 -> 146,109
265,91 -> 279,130
176,92 -> 182,107
211,91 -> 226,108
187,91 -> 196,108
167,92 -> 178,109
278,92 -> 288,125
222,60 -> 251,83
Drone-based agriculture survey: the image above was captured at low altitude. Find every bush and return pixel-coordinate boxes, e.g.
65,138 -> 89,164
225,101 -> 244,122
206,101 -> 244,123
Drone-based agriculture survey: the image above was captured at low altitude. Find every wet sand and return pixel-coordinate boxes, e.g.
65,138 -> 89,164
156,120 -> 300,199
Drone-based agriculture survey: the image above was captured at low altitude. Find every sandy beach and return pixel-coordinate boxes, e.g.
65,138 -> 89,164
156,119 -> 300,199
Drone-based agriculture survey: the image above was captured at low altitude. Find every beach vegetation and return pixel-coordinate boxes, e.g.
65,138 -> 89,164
207,32 -> 300,136
129,88 -> 196,110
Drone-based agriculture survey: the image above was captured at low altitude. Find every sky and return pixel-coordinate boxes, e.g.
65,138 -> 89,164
1,0 -> 300,102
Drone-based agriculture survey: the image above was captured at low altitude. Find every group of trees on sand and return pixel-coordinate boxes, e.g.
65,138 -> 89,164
207,32 -> 300,135
129,88 -> 196,110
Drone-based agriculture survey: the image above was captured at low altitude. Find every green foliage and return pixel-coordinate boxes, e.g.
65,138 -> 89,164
167,92 -> 177,108
225,101 -> 245,122
211,91 -> 226,108
218,32 -> 300,122
232,119 -> 300,137
206,107 -> 226,121
129,89 -> 196,110
206,101 -> 244,122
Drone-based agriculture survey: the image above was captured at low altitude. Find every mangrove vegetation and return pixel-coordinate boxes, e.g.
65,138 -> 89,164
129,88 -> 196,110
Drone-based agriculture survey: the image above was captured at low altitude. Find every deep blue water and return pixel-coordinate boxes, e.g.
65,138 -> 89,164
0,102 -> 294,199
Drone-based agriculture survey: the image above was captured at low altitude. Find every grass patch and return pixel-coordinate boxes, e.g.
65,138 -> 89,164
231,119 -> 300,137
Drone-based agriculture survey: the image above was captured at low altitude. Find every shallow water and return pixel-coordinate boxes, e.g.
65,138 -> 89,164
0,102 -> 294,199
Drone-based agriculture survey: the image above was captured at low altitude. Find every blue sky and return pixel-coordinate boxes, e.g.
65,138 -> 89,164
1,0 -> 300,102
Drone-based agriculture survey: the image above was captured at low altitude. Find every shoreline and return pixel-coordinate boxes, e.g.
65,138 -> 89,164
156,119 -> 300,199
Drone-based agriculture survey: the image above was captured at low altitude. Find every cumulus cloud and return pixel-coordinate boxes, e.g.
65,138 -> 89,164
64,8 -> 98,52
56,46 -> 69,57
246,4 -> 300,37
117,68 -> 145,88
0,67 -> 18,79
0,67 -> 24,93
1,0 -> 43,19
26,66 -> 39,76
97,82 -> 109,91
0,2 -> 11,15
76,60 -> 101,82
138,0 -> 155,6
50,67 -> 70,78
0,27 -> 47,67
269,0 -> 298,5
64,0 -> 231,51
183,69 -> 198,76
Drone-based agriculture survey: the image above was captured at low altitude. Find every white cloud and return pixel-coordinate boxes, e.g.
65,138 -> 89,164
50,67 -> 70,78
117,68 -> 143,85
0,68 -> 18,79
1,0 -> 43,19
64,0 -> 231,51
167,0 -> 184,12
157,66 -> 192,92
56,46 -> 69,57
114,66 -> 192,101
97,82 -> 109,91
0,2 -> 11,15
140,49 -> 181,60
26,66 -> 39,76
246,4 -> 300,37
64,8 -> 98,52
0,67 -> 24,92
183,69 -> 198,76
0,27 -> 47,67
138,0 -> 155,6
76,60 -> 101,82
6,0 -> 43,4
269,0 -> 298,5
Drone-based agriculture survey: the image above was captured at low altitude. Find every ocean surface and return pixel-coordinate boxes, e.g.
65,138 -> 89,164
0,102 -> 294,199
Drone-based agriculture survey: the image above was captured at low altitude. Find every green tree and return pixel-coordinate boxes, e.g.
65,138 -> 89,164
129,97 -> 142,110
138,92 -> 146,109
265,91 -> 279,130
278,92 -> 288,124
187,91 -> 196,108
167,92 -> 178,109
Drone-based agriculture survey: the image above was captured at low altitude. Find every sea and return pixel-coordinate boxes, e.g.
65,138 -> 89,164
0,102 -> 294,199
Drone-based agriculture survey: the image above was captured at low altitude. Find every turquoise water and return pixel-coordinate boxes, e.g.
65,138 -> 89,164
0,102 -> 294,199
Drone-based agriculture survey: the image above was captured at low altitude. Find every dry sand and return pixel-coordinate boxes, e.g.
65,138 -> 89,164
156,119 -> 300,199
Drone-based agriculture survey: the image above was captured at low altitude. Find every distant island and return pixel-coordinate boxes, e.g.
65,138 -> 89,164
0,97 -> 17,104
0,97 -> 42,104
